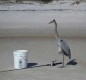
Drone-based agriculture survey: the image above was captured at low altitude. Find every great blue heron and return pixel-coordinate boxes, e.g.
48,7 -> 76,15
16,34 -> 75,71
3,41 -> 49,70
49,19 -> 71,67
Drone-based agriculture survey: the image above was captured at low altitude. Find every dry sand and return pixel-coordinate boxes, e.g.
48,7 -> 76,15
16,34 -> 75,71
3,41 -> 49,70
0,37 -> 86,80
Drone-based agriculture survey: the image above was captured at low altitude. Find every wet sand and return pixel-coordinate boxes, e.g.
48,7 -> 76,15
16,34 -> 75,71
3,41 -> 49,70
0,37 -> 86,80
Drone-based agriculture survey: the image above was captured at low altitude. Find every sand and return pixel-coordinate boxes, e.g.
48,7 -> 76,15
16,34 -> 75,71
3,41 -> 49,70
0,37 -> 86,80
0,1 -> 86,80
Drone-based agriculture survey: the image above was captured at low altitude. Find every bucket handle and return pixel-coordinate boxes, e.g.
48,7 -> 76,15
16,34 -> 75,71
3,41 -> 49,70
20,55 -> 29,62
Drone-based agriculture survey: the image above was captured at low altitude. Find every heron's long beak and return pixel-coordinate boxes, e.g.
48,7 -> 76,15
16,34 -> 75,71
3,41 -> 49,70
48,21 -> 53,24
48,19 -> 55,24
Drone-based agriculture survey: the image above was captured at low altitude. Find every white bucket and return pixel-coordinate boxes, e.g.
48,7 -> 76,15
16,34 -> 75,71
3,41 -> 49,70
13,50 -> 28,69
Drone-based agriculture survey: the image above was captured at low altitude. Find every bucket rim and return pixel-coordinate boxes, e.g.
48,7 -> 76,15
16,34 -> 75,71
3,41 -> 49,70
14,50 -> 28,53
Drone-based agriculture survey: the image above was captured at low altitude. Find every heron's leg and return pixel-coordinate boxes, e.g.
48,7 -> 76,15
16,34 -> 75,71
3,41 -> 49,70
62,53 -> 64,67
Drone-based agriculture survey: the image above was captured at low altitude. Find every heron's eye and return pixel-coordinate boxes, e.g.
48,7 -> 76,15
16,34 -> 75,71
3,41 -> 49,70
61,40 -> 63,42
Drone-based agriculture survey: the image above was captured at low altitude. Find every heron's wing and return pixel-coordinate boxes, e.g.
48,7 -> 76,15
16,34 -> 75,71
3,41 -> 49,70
61,40 -> 71,57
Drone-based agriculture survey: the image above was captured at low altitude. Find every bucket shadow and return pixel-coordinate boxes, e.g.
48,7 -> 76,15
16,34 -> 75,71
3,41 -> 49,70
27,63 -> 38,68
66,59 -> 77,65
27,62 -> 53,68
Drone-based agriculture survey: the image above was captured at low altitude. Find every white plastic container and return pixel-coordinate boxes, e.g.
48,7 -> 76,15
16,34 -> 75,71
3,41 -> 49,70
13,50 -> 28,69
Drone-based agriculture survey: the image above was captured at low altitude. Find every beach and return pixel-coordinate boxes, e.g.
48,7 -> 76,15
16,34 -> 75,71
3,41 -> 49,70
0,1 -> 86,80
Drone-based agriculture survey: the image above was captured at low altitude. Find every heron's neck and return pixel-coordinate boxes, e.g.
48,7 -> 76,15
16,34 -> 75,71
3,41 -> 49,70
54,22 -> 59,39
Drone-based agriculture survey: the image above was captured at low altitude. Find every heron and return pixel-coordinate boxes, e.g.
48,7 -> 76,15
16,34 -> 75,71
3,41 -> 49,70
49,19 -> 71,67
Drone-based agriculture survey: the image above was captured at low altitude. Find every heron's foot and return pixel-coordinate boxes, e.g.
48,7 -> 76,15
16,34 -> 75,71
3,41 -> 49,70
58,65 -> 66,68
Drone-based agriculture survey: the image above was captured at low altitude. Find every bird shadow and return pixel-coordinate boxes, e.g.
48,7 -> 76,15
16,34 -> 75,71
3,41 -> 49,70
27,59 -> 77,68
27,62 -> 62,68
66,59 -> 77,65
51,62 -> 62,66
58,59 -> 77,68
